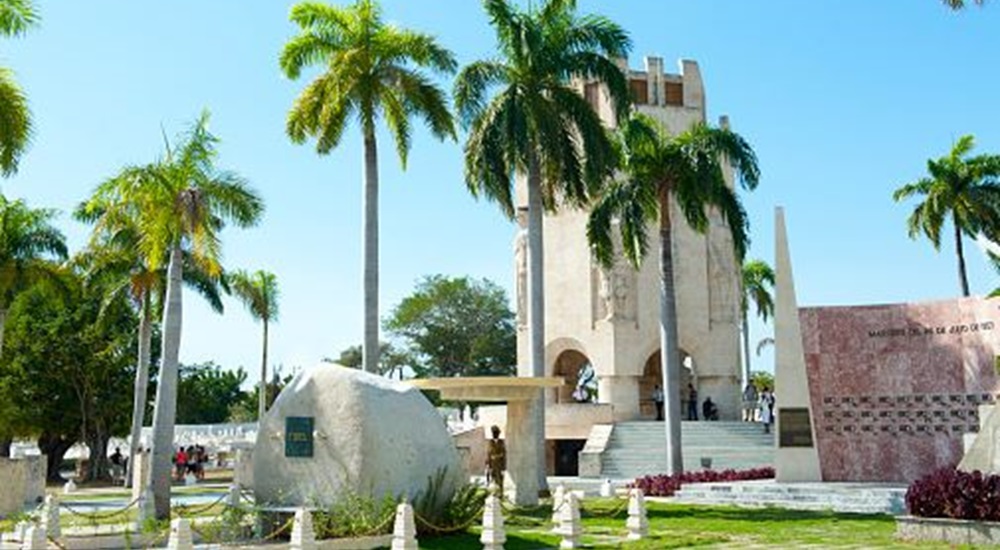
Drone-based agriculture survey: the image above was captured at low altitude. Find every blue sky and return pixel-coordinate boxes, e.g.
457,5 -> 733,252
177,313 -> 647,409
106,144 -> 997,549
4,1 -> 1000,380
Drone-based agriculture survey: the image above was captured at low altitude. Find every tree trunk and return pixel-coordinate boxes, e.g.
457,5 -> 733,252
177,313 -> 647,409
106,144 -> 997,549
84,424 -> 110,482
658,190 -> 684,475
526,152 -> 548,491
742,308 -> 752,388
259,320 -> 268,421
125,295 -> 153,488
955,221 -> 970,297
38,432 -> 74,483
0,437 -> 10,459
362,128 -> 380,374
150,245 -> 183,519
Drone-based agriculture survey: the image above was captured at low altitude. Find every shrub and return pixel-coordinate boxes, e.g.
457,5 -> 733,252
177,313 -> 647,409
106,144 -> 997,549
630,466 -> 776,497
906,467 -> 1000,521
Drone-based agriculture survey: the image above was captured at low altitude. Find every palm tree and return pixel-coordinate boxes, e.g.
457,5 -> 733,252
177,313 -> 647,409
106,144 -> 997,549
90,111 -> 262,518
229,269 -> 279,421
943,0 -> 985,8
741,259 -> 774,387
0,194 -> 66,457
588,114 -> 760,475
280,0 -> 456,374
455,0 -> 630,491
0,0 -> 37,176
893,135 -> 1000,297
72,207 -> 228,487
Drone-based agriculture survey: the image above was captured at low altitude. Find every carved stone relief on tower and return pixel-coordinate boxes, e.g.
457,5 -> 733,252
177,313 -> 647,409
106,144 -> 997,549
592,253 -> 637,325
514,226 -> 528,329
708,213 -> 739,325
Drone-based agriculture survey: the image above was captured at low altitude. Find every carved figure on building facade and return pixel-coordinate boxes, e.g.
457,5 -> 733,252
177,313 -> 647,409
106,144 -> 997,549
514,227 -> 528,328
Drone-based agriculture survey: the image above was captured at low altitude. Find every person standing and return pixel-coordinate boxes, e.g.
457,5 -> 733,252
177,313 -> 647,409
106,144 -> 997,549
742,383 -> 759,422
652,384 -> 664,421
485,425 -> 507,495
687,383 -> 699,421
760,387 -> 776,434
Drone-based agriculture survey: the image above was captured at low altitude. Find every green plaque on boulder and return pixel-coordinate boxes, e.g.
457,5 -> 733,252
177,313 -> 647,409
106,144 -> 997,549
778,408 -> 814,448
285,416 -> 314,458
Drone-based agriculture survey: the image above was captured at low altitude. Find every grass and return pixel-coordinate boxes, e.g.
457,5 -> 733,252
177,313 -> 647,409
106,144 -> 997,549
415,500 -> 980,549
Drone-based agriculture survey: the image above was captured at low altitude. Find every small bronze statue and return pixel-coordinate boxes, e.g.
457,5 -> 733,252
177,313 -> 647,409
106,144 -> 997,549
485,425 -> 507,494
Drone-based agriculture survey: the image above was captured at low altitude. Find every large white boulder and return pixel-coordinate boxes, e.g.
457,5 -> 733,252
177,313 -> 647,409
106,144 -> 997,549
253,365 -> 462,508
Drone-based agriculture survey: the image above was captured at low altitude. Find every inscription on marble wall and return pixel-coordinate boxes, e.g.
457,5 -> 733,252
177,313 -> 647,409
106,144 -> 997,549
868,321 -> 995,339
816,393 -> 993,437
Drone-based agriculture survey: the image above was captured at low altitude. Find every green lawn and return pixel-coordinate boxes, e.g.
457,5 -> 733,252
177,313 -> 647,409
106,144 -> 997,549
418,500 -> 977,549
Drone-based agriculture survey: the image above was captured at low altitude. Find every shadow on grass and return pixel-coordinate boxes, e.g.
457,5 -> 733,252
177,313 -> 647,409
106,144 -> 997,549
418,531 -> 561,549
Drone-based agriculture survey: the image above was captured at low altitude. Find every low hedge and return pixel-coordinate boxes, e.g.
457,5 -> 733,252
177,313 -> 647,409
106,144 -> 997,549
630,467 -> 776,497
906,467 -> 1000,521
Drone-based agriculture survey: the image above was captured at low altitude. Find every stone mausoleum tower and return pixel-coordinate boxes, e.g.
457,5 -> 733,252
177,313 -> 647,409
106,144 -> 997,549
513,57 -> 743,433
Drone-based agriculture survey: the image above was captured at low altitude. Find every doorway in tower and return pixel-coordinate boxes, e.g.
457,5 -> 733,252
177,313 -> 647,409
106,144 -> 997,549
552,350 -> 597,403
639,349 -> 694,419
553,439 -> 587,476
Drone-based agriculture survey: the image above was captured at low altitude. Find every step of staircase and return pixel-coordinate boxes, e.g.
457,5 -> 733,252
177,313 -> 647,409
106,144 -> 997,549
669,480 -> 907,515
599,421 -> 774,479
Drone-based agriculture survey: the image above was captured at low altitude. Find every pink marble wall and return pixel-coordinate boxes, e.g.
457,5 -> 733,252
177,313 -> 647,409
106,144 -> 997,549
800,297 -> 1000,482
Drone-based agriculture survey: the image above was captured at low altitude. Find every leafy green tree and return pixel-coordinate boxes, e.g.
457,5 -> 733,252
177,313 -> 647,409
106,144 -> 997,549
229,269 -> 279,420
750,370 -> 774,393
741,259 -> 774,386
385,275 -> 515,378
227,367 -> 294,423
944,0 -> 984,8
175,362 -> 248,424
281,0 -> 457,375
1,273 -> 136,481
588,114 -> 760,474
88,111 -> 262,518
455,0 -> 630,489
0,0 -> 37,176
331,341 -> 413,378
893,135 -> 1000,297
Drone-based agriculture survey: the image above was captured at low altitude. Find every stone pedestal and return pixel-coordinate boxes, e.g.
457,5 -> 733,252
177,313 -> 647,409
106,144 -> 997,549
551,483 -> 566,528
507,396 -> 542,506
23,525 -> 46,550
556,492 -> 582,548
391,502 -> 417,550
290,508 -> 316,550
233,446 -> 254,489
480,492 -> 506,550
598,376 -> 640,421
626,488 -> 648,540
599,479 -> 613,497
42,494 -> 60,540
166,518 -> 194,550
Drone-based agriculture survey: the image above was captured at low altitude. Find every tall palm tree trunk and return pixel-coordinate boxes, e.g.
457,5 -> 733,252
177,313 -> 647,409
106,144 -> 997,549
742,308 -> 752,389
150,246 -> 183,519
0,308 -> 7,358
658,191 -> 683,475
955,221 -> 970,297
363,128 -> 380,374
0,308 -> 8,458
125,297 -> 153,488
527,153 -> 547,491
259,320 -> 269,421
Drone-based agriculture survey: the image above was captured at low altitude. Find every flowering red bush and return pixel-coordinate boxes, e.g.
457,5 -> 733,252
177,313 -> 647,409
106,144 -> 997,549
629,466 -> 776,497
906,468 -> 1000,521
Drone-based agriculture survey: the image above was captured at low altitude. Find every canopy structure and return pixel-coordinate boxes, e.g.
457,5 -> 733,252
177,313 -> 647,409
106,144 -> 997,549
406,376 -> 565,506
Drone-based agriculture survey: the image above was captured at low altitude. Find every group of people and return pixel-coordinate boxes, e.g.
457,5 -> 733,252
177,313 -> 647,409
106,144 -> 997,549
650,382 -> 775,430
172,445 -> 209,481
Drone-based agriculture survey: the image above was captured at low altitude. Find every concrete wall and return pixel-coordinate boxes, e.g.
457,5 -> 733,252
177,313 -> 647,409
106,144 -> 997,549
479,403 -> 615,442
0,456 -> 46,517
452,427 -> 488,478
514,56 -> 743,422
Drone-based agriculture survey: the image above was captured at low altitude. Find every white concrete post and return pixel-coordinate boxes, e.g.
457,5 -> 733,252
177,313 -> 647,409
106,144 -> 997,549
599,479 -> 614,498
391,501 -> 417,550
289,508 -> 316,550
626,488 -> 648,540
135,484 -> 155,531
556,492 -> 582,549
42,494 -> 60,540
227,483 -> 241,508
550,483 -> 566,528
479,490 -> 506,550
62,479 -> 76,494
166,517 -> 194,550
23,525 -> 46,550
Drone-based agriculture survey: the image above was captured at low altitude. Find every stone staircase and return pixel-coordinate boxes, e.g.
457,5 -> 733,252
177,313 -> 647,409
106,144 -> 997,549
670,480 -> 908,515
599,421 -> 775,479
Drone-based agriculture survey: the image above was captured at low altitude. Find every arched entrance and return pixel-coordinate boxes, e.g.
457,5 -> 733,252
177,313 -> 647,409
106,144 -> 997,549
552,350 -> 596,403
639,349 -> 694,419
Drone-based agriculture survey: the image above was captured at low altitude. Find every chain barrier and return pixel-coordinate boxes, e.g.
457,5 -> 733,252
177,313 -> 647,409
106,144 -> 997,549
411,503 -> 486,535
58,496 -> 141,522
172,493 -> 230,518
46,534 -> 68,550
581,495 -> 630,518
258,516 -> 296,542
